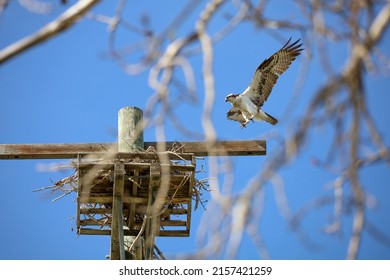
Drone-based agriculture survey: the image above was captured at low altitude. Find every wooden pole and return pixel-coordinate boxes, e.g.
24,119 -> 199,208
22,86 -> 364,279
118,107 -> 144,152
111,107 -> 144,260
110,162 -> 125,260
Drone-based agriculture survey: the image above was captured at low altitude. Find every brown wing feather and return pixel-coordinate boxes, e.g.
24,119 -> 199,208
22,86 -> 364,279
226,107 -> 246,124
249,38 -> 303,107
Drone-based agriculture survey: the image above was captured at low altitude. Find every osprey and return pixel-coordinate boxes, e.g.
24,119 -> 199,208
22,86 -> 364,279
225,38 -> 303,128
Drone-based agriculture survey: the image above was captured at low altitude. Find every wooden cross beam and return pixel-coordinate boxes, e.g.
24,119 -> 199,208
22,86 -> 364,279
0,140 -> 266,160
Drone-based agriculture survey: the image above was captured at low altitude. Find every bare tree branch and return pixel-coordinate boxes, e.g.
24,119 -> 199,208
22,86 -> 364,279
0,0 -> 100,64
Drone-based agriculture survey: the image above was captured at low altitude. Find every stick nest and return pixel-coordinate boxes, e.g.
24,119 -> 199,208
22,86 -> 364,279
34,143 -> 209,213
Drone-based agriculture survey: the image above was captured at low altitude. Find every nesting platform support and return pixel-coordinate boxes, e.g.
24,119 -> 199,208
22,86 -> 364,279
113,107 -> 143,260
111,161 -> 125,260
76,153 -> 196,255
145,162 -> 160,260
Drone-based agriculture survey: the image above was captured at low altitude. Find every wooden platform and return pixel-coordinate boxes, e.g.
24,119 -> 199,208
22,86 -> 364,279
76,152 -> 195,237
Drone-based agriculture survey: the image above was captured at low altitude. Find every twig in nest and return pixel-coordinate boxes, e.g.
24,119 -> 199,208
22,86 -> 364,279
170,142 -> 186,154
33,172 -> 78,202
193,178 -> 210,211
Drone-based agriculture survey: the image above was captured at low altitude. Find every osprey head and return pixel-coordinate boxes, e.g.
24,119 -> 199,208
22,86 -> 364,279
225,93 -> 239,104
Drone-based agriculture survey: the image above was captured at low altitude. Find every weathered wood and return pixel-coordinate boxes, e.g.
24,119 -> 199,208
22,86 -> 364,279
0,140 -> 266,159
80,219 -> 187,227
128,163 -> 139,248
78,196 -> 191,204
78,162 -> 196,172
159,220 -> 187,227
117,107 -> 144,260
79,207 -> 188,215
78,228 -> 190,237
187,156 -> 196,236
118,107 -> 144,152
145,162 -> 160,260
110,162 -> 125,260
117,194 -> 126,260
79,196 -> 146,204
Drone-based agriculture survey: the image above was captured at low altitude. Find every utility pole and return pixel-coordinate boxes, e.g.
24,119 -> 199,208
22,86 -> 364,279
112,106 -> 144,260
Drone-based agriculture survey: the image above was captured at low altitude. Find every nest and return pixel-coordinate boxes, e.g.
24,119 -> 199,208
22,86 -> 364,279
34,144 -> 209,238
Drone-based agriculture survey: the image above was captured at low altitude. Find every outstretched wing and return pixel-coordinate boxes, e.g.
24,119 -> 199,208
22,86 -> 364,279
246,38 -> 303,107
226,107 -> 246,124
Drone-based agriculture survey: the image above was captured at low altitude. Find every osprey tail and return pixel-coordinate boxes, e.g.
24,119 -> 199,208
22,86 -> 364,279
263,111 -> 278,125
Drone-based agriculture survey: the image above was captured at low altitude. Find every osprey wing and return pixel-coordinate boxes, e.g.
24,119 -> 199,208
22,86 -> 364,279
226,107 -> 246,124
247,38 -> 303,107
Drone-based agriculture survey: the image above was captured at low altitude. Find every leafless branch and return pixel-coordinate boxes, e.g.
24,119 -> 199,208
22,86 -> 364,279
0,0 -> 100,64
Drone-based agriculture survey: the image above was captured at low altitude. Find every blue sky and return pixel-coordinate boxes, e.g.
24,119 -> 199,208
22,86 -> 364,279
1,1 -> 390,260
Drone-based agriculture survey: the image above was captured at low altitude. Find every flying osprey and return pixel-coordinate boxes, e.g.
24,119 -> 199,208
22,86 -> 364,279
225,37 -> 303,128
